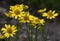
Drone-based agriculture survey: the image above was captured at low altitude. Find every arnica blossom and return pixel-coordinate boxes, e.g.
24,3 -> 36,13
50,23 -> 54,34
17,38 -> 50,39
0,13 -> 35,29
31,17 -> 45,25
18,12 -> 34,23
1,24 -> 17,38
9,4 -> 25,19
10,4 -> 24,11
0,33 -> 5,39
5,4 -> 24,19
9,11 -> 24,19
38,8 -> 47,13
31,17 -> 45,29
5,4 -> 29,19
42,10 -> 58,19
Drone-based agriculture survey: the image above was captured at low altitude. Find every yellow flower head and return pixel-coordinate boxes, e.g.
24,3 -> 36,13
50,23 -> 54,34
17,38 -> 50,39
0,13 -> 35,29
19,12 -> 34,23
42,10 -> 58,19
5,4 -> 25,19
38,8 -> 47,13
9,11 -> 24,19
31,17 -> 45,25
5,4 -> 29,20
1,24 -> 17,38
0,33 -> 5,39
10,4 -> 24,11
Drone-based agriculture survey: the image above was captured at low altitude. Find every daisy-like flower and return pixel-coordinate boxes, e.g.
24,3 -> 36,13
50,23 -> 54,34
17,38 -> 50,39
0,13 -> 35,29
30,16 -> 45,29
9,11 -> 24,19
42,10 -> 58,19
38,8 -> 47,13
5,4 -> 25,19
18,12 -> 34,23
10,4 -> 24,11
1,24 -> 17,38
0,33 -> 5,39
9,4 -> 25,19
5,4 -> 29,19
31,18 -> 45,30
31,17 -> 45,25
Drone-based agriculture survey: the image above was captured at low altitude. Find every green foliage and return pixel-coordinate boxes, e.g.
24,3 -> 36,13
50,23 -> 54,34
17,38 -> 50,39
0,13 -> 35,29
7,0 -> 60,12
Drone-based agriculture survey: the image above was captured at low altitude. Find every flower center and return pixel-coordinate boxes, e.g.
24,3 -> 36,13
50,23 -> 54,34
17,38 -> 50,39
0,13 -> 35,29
14,9 -> 20,15
47,12 -> 53,17
35,19 -> 40,23
7,28 -> 12,34
24,16 -> 29,21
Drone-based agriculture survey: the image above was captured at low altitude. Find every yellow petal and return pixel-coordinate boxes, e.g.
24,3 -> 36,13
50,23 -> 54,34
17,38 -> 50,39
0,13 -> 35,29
38,8 -> 46,13
5,24 -> 8,27
52,10 -> 55,13
11,34 -> 14,37
1,28 -> 6,31
54,13 -> 58,16
4,33 -> 9,38
42,13 -> 47,16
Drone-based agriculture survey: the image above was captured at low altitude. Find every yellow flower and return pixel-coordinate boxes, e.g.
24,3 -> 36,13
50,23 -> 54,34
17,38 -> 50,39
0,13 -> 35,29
39,19 -> 45,25
0,33 -> 5,39
30,16 -> 45,30
5,4 -> 25,19
18,12 -> 34,23
9,11 -> 24,19
1,24 -> 17,38
5,4 -> 29,20
38,8 -> 46,13
31,17 -> 45,25
42,10 -> 58,19
10,4 -> 24,11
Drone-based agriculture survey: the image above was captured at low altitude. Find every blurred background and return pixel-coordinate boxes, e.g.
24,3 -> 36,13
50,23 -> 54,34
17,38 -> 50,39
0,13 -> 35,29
0,0 -> 60,41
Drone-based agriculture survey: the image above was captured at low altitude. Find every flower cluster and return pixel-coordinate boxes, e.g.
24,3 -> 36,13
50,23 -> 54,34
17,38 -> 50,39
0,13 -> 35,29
5,4 -> 45,29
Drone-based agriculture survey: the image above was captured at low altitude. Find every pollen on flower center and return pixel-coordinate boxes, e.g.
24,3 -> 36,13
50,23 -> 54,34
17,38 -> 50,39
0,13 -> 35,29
24,16 -> 29,20
35,19 -> 40,23
7,28 -> 12,34
47,12 -> 53,17
14,9 -> 20,15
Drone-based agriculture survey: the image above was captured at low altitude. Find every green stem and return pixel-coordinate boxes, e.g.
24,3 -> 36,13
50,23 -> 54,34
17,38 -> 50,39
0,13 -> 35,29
45,22 -> 50,41
35,27 -> 38,41
30,26 -> 33,41
42,22 -> 50,41
29,22 -> 33,41
42,27 -> 45,41
26,23 -> 30,41
16,20 -> 23,41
